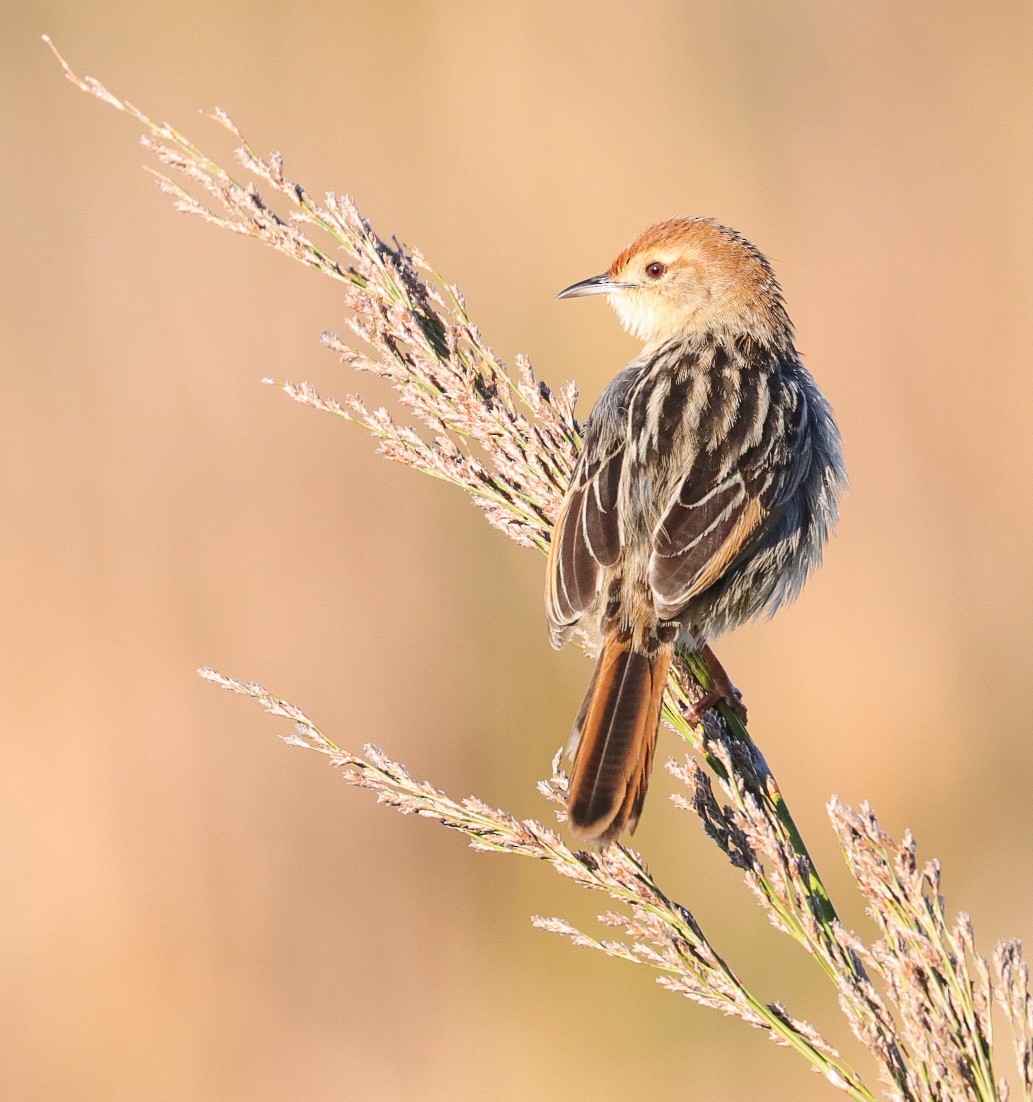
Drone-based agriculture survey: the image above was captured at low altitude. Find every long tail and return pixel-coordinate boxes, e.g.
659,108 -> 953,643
567,635 -> 672,848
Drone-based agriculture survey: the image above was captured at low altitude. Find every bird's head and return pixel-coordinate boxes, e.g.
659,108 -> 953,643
557,217 -> 791,348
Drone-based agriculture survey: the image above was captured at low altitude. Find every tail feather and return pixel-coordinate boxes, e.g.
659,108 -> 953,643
567,636 -> 671,847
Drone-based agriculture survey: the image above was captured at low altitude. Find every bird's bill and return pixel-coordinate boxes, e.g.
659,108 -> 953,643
555,274 -> 631,300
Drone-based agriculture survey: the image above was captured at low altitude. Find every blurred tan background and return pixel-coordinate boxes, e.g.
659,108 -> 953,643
4,2 -> 1033,1099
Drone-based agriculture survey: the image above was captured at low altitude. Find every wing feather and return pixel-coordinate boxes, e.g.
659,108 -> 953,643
649,475 -> 768,619
583,455 -> 623,566
647,368 -> 807,619
546,451 -> 624,642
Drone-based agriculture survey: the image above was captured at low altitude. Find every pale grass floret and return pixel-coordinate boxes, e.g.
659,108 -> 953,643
48,38 -> 1033,1102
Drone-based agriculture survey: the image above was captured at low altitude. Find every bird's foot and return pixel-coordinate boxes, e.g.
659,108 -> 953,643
683,643 -> 748,726
682,685 -> 747,726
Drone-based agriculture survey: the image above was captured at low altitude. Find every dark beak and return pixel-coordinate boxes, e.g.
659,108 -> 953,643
556,273 -> 630,300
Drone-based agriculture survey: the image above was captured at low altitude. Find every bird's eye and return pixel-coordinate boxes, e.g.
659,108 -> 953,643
645,261 -> 666,280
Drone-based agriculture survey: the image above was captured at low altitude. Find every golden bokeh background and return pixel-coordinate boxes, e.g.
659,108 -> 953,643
5,3 -> 1033,1099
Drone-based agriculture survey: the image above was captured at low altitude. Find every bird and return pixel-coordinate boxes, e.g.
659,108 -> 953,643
546,216 -> 845,848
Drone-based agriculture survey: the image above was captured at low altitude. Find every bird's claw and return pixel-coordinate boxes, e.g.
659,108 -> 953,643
682,685 -> 747,726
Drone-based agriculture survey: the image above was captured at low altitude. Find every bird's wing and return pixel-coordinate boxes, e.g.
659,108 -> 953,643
647,470 -> 770,619
648,376 -> 809,621
545,444 -> 625,645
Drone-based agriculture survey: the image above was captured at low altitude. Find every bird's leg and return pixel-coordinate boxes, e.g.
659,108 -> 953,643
683,643 -> 748,725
